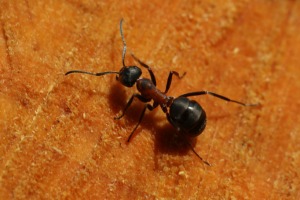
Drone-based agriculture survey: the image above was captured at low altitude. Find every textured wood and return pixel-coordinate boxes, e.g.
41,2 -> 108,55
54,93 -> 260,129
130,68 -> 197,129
0,0 -> 299,199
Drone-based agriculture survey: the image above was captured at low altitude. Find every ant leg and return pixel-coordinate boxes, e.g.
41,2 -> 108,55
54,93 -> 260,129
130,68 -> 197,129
186,140 -> 211,166
179,91 -> 258,106
164,71 -> 186,94
127,103 -> 158,142
114,94 -> 150,120
166,112 -> 210,165
131,53 -> 157,86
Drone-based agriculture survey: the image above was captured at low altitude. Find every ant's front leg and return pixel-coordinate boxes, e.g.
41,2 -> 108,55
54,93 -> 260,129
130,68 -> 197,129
131,53 -> 157,86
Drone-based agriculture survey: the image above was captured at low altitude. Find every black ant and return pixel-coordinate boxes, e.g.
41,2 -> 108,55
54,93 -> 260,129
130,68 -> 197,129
65,19 -> 257,166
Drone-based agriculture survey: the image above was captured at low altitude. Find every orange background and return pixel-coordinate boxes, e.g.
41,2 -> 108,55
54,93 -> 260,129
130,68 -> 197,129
0,0 -> 299,199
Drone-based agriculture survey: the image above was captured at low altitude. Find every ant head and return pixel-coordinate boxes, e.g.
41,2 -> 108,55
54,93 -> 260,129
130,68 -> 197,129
117,19 -> 142,87
116,66 -> 142,87
168,97 -> 206,137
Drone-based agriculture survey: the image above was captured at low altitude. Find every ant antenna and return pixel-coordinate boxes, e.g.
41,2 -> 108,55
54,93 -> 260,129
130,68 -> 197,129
65,70 -> 119,76
120,18 -> 127,68
65,19 -> 142,88
65,21 -> 129,77
186,139 -> 211,166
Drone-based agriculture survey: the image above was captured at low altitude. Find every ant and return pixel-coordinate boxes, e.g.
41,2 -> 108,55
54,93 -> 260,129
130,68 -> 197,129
65,19 -> 257,166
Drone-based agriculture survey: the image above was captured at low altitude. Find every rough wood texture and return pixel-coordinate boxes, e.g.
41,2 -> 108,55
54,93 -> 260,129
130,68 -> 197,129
0,0 -> 299,199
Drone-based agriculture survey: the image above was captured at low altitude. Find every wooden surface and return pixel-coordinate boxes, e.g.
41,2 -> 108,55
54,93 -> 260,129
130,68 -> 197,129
1,0 -> 300,199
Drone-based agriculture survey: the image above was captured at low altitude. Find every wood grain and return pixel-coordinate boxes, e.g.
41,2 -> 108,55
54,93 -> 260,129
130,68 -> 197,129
0,0 -> 299,199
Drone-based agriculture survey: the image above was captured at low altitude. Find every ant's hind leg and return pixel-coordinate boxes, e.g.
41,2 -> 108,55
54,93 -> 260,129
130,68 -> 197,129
179,91 -> 259,106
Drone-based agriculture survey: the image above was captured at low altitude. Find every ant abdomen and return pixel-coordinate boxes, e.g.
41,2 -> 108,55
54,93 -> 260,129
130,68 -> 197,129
168,97 -> 206,137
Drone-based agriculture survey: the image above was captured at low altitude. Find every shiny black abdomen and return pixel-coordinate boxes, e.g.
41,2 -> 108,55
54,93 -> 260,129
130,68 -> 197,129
168,97 -> 206,137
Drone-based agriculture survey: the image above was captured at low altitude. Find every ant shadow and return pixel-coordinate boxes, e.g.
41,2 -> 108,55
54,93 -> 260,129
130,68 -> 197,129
152,123 -> 196,160
107,82 -> 200,166
107,81 -> 128,113
107,83 -> 237,168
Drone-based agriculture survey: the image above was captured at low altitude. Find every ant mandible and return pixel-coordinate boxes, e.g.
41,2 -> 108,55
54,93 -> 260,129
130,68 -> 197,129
65,19 -> 257,166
